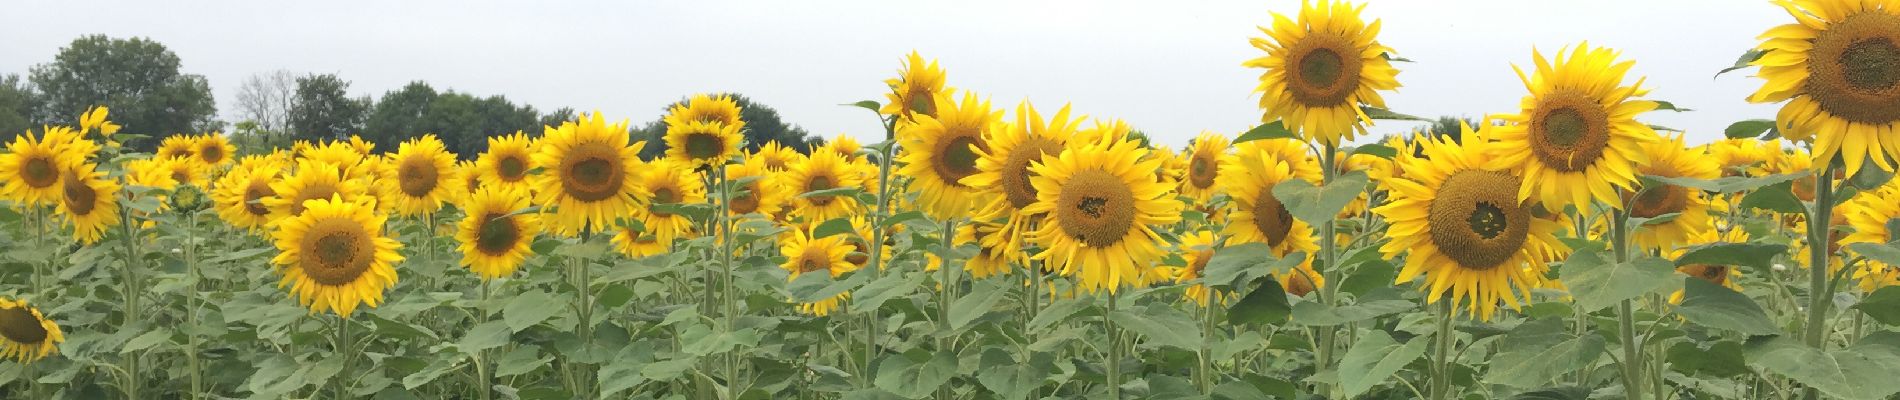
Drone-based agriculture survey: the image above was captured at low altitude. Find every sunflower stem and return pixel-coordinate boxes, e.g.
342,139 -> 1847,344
1431,299 -> 1455,400
862,116 -> 898,389
717,167 -> 741,399
1802,164 -> 1836,400
1197,288 -> 1216,394
185,210 -> 204,399
1315,142 -> 1341,397
1105,289 -> 1122,399
936,219 -> 957,400
477,279 -> 494,400
1612,208 -> 1644,400
333,314 -> 353,399
114,199 -> 143,400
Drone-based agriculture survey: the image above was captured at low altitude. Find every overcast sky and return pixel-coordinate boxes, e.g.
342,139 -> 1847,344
2,0 -> 1785,147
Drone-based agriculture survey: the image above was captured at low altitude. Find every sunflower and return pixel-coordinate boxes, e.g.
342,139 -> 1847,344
56,163 -> 121,244
532,111 -> 648,236
449,160 -> 483,204
265,159 -> 369,220
157,134 -> 198,160
1751,0 -> 1900,175
611,224 -> 667,258
883,51 -> 953,119
665,93 -> 745,129
1023,119 -> 1183,294
783,149 -> 864,224
1705,138 -> 1777,177
194,133 -> 236,167
1374,122 -> 1568,320
381,135 -> 459,216
0,297 -> 64,364
635,159 -> 707,244
1168,230 -> 1227,307
1845,181 -> 1900,287
665,120 -> 744,168
963,102 -> 1083,265
123,158 -> 181,191
724,157 -> 787,218
456,186 -> 542,280
751,141 -> 805,172
0,126 -> 88,206
781,225 -> 857,316
897,92 -> 998,219
301,140 -> 378,182
1220,138 -> 1322,259
212,161 -> 282,231
1242,0 -> 1401,146
1153,147 -> 1189,192
1491,44 -> 1660,212
822,134 -> 864,162
1180,131 -> 1233,204
1771,146 -> 1826,202
77,105 -> 121,139
270,195 -> 402,317
957,221 -> 1014,278
1626,134 -> 1720,252
1668,228 -> 1749,303
475,132 -> 536,194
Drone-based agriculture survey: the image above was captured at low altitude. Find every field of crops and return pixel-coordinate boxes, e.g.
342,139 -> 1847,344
5,1 -> 1900,399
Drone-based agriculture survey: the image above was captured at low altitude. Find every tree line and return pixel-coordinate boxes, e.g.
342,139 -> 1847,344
2,35 -> 822,158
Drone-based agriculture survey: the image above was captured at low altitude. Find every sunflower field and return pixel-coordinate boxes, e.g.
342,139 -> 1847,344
8,1 -> 1900,400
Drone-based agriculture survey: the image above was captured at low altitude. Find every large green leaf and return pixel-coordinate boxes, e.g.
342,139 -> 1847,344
1849,242 -> 1900,267
1226,279 -> 1291,326
1668,340 -> 1749,378
1725,119 -> 1776,139
1676,278 -> 1778,335
1289,299 -> 1413,326
946,281 -> 1009,332
873,350 -> 958,399
1200,243 -> 1299,290
504,290 -> 561,332
974,347 -> 1051,400
852,270 -> 927,312
1853,286 -> 1900,325
1646,172 -> 1806,194
1234,121 -> 1295,143
1486,319 -> 1606,388
1674,241 -> 1788,276
1557,247 -> 1679,312
458,321 -> 512,353
1746,332 -> 1900,400
788,269 -> 867,303
1740,180 -> 1805,214
1027,298 -> 1091,334
1273,170 -> 1370,225
1110,305 -> 1201,350
1337,330 -> 1428,397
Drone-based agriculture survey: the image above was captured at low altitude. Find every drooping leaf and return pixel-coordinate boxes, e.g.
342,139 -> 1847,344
1486,319 -> 1605,388
844,100 -> 883,114
1849,242 -> 1900,267
1558,248 -> 1680,312
1715,49 -> 1767,78
1226,279 -> 1291,326
974,347 -> 1051,400
504,290 -> 561,332
1110,306 -> 1201,350
1668,340 -> 1749,378
1273,170 -> 1370,225
1676,278 -> 1778,335
787,269 -> 867,303
1726,119 -> 1777,139
1745,332 -> 1900,400
946,281 -> 1010,332
1234,121 -> 1295,143
811,217 -> 857,239
873,350 -> 958,399
1674,241 -> 1789,276
1853,286 -> 1900,325
1337,330 -> 1428,397
1740,180 -> 1805,214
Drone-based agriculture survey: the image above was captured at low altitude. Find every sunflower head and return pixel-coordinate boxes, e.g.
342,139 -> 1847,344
1846,182 -> 1900,271
1375,122 -> 1568,320
1752,0 -> 1900,175
213,161 -> 283,231
1023,119 -> 1184,294
55,162 -> 120,245
1625,134 -> 1720,252
78,105 -> 121,138
1492,43 -> 1659,212
532,111 -> 648,236
1243,0 -> 1402,146
725,157 -> 787,218
267,159 -> 369,220
664,93 -> 746,130
0,127 -> 89,206
664,119 -> 744,168
270,195 -> 403,317
897,91 -> 999,219
882,51 -> 953,120
635,159 -> 708,244
1168,230 -> 1228,307
158,134 -> 199,161
456,186 -> 542,280
381,134 -> 460,216
194,133 -> 236,167
1219,137 -> 1321,256
0,297 -> 64,364
476,131 -> 537,193
821,134 -> 864,162
784,149 -> 864,224
750,141 -> 805,172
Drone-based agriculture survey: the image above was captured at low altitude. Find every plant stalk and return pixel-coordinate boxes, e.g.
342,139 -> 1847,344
1802,164 -> 1836,400
1612,208 -> 1644,400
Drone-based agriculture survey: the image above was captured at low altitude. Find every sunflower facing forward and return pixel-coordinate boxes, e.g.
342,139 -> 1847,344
1220,138 -> 1322,259
212,161 -> 283,231
1751,0 -> 1900,175
665,120 -> 744,168
270,195 -> 404,317
724,157 -> 787,218
897,92 -> 998,220
475,132 -> 537,194
57,163 -> 121,245
883,51 -> 952,119
194,133 -> 236,168
634,159 -> 708,244
784,149 -> 864,223
0,126 -> 88,206
1491,43 -> 1660,212
1375,123 -> 1569,320
1627,134 -> 1720,252
664,93 -> 746,131
266,159 -> 370,220
1243,0 -> 1402,146
1180,131 -> 1233,204
382,135 -> 460,217
780,225 -> 858,316
157,134 -> 199,161
533,112 -> 648,236
964,102 -> 1083,266
1023,119 -> 1184,294
0,297 -> 64,364
751,141 -> 805,172
456,186 -> 543,280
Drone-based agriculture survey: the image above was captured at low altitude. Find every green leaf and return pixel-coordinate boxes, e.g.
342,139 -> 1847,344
458,321 -> 512,353
788,270 -> 867,303
1741,180 -> 1805,214
1676,278 -> 1778,335
1849,242 -> 1900,267
640,357 -> 697,382
121,329 -> 171,354
504,290 -> 561,332
494,347 -> 553,377
1853,286 -> 1900,325
1381,52 -> 1412,63
404,353 -> 468,389
946,281 -> 1009,332
1558,248 -> 1680,312
596,343 -> 656,396
1668,340 -> 1749,377
1675,241 -> 1789,276
1289,300 -> 1413,326
1027,298 -> 1090,333
852,270 -> 928,312
1350,144 -> 1398,159
1272,170 -> 1369,226
1746,332 -> 1900,400
845,100 -> 882,113
879,210 -> 926,228
1486,319 -> 1606,388
974,347 -> 1050,400
681,326 -> 761,356
799,186 -> 863,200
1233,121 -> 1295,143
1726,119 -> 1777,139
1201,243 -> 1298,290
1337,330 -> 1428,397
1715,49 -> 1767,78
1362,106 -> 1431,121
1646,172 -> 1806,194
873,350 -> 958,399
1652,100 -> 1693,112
811,218 -> 856,239
1110,306 -> 1201,350
1510,386 -> 1593,400
1226,279 -> 1291,326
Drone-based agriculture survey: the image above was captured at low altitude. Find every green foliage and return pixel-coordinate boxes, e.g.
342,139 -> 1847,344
289,73 -> 370,142
361,81 -> 546,158
27,35 -> 220,150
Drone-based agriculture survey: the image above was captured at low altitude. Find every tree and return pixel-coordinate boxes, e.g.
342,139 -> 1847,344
28,35 -> 219,150
362,81 -> 439,150
361,82 -> 542,159
636,93 -> 818,160
234,70 -> 298,133
0,74 -> 37,140
288,73 -> 370,142
538,107 -> 576,132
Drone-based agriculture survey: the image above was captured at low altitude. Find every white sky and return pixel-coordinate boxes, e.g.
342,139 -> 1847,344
2,0 -> 1786,147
